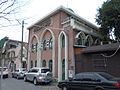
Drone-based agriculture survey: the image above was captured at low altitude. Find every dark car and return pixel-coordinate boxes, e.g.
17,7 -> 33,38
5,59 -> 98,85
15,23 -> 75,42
58,72 -> 120,90
12,68 -> 27,79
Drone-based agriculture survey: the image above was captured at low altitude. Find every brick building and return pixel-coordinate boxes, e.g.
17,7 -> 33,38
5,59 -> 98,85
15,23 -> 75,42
28,6 -> 102,81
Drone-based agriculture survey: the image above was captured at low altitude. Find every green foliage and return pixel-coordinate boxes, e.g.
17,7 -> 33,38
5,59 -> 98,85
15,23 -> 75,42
0,37 -> 9,48
96,0 -> 120,40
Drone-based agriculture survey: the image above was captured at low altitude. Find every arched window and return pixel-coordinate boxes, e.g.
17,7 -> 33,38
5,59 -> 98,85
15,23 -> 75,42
94,39 -> 101,45
49,37 -> 53,49
85,35 -> 93,47
35,43 -> 38,52
42,60 -> 46,67
62,35 -> 65,47
43,40 -> 46,50
35,60 -> 37,67
30,61 -> 33,68
31,43 -> 38,52
77,35 -> 83,45
49,60 -> 53,72
13,51 -> 15,57
75,32 -> 85,45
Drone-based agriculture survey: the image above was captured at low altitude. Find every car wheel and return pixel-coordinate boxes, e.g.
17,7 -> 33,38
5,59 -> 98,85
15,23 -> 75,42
12,75 -> 14,78
33,78 -> 38,85
24,76 -> 27,82
17,76 -> 19,79
5,74 -> 8,78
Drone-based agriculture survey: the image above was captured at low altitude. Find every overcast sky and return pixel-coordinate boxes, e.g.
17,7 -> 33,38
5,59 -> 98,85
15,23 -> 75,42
0,0 -> 107,42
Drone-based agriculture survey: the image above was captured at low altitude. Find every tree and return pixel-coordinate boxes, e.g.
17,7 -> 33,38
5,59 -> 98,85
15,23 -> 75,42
0,0 -> 29,28
96,0 -> 120,41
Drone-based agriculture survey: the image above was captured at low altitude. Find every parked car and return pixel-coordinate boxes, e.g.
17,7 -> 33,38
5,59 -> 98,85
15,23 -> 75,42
24,67 -> 52,85
12,68 -> 27,79
0,67 -> 10,78
58,72 -> 120,90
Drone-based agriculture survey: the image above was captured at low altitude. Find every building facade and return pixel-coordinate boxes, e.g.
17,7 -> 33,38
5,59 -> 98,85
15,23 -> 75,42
28,6 -> 102,81
0,38 -> 28,71
75,42 -> 120,77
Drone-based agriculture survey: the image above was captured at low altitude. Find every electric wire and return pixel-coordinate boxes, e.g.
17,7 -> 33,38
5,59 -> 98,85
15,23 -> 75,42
101,44 -> 120,58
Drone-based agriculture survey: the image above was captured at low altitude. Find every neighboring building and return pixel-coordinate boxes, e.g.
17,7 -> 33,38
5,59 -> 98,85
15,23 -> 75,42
27,6 -> 103,81
0,37 -> 28,71
75,42 -> 120,77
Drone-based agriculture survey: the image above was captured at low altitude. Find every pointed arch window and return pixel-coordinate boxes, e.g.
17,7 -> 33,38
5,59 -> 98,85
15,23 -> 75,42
49,60 -> 53,72
94,39 -> 101,45
49,37 -> 53,49
30,61 -> 33,68
77,35 -> 83,45
35,60 -> 37,67
62,35 -> 65,47
42,60 -> 46,67
43,40 -> 46,50
75,32 -> 85,45
85,35 -> 93,47
31,43 -> 38,52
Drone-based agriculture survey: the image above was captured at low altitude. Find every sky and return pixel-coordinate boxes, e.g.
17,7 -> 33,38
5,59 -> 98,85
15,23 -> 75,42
0,0 -> 107,42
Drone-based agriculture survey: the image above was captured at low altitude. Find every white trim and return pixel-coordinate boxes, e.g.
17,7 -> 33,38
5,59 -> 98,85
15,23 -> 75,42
75,31 -> 86,45
58,31 -> 68,81
39,28 -> 55,77
28,6 -> 98,31
28,34 -> 39,70
84,35 -> 93,46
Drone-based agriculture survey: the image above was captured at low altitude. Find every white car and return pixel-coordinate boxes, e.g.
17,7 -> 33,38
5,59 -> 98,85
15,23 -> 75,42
0,67 -> 10,78
12,68 -> 27,79
24,67 -> 52,85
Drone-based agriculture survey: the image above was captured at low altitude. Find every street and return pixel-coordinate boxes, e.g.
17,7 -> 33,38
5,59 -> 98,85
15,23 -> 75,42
0,78 -> 58,90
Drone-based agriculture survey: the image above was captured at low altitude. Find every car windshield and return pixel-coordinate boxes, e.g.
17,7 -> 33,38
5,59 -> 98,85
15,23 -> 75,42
41,69 -> 50,73
99,72 -> 114,80
20,68 -> 26,71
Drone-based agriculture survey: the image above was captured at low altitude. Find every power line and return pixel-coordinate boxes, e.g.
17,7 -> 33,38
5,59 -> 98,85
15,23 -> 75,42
101,44 -> 120,58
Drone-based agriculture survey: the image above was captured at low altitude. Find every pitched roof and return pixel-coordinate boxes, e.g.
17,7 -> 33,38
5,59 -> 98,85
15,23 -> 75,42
28,6 -> 99,30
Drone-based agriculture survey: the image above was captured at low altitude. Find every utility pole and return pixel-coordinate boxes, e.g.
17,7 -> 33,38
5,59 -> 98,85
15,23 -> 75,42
21,20 -> 24,68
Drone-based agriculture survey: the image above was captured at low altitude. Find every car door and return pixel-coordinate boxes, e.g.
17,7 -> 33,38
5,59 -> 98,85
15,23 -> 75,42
26,69 -> 33,81
28,69 -> 38,81
68,74 -> 85,90
71,73 -> 97,90
30,69 -> 37,81
80,73 -> 103,90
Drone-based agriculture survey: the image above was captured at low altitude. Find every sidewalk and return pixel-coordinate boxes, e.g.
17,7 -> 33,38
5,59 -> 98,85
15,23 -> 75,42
40,81 -> 61,90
